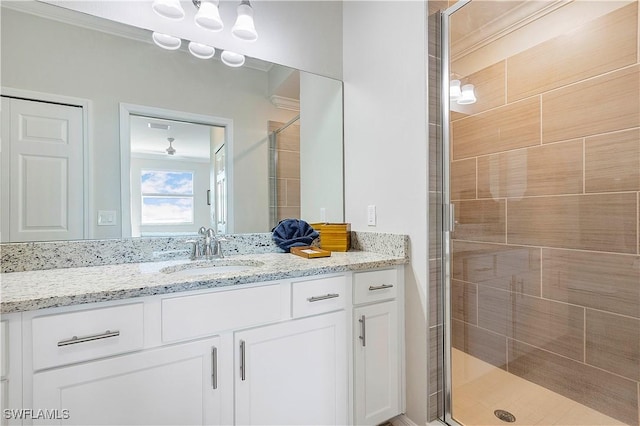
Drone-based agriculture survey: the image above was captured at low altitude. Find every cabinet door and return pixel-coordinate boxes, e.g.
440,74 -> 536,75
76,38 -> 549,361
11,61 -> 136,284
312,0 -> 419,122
235,311 -> 347,426
33,337 -> 221,426
354,301 -> 400,426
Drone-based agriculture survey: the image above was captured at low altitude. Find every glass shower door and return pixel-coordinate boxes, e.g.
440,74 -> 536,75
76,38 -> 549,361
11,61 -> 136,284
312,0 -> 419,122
443,1 -> 640,425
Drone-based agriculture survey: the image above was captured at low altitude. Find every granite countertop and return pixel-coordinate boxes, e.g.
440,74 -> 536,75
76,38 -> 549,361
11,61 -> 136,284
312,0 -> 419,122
0,251 -> 407,313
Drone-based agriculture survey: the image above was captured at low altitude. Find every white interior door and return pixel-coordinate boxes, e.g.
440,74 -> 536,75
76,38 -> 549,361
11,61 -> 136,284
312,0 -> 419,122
1,97 -> 84,242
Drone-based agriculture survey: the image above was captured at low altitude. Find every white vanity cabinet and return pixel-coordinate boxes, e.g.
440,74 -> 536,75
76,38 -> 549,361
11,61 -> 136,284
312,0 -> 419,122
234,274 -> 349,425
352,268 -> 404,426
18,273 -> 353,426
32,337 -> 222,426
1,313 -> 22,426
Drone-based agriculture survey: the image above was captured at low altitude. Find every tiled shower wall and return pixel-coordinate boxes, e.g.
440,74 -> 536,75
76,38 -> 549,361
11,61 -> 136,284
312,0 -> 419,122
268,121 -> 301,225
449,3 -> 640,425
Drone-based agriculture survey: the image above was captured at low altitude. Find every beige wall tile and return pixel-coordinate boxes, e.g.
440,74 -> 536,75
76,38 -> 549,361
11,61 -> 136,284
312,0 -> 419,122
429,325 -> 443,396
455,61 -> 506,115
452,241 -> 541,296
477,140 -> 583,199
542,249 -> 640,318
276,150 -> 300,180
452,280 -> 477,324
479,287 -> 584,361
507,3 -> 638,102
586,309 -> 640,382
285,178 -> 300,207
508,340 -> 639,425
507,193 -> 638,253
542,65 -> 640,143
452,199 -> 506,243
585,128 -> 640,193
452,319 -> 507,369
452,97 -> 541,160
451,158 -> 476,200
277,206 -> 300,222
276,178 -> 287,206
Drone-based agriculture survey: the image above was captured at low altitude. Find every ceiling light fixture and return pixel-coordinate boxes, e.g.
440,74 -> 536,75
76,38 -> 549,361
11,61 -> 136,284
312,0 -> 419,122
152,0 -> 185,20
152,32 -> 182,50
220,50 -> 245,67
194,0 -> 224,32
232,0 -> 258,42
457,84 -> 477,105
150,0 -> 258,66
449,79 -> 477,105
188,41 -> 216,59
166,137 -> 176,155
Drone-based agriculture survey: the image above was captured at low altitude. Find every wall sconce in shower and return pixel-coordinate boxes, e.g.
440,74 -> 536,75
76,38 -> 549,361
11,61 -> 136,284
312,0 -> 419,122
450,80 -> 477,105
151,0 -> 258,66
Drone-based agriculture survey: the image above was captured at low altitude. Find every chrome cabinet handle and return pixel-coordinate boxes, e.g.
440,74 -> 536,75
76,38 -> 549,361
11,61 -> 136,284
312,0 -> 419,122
368,284 -> 394,291
212,346 -> 218,389
239,340 -> 246,381
57,330 -> 120,347
307,293 -> 340,302
358,315 -> 366,347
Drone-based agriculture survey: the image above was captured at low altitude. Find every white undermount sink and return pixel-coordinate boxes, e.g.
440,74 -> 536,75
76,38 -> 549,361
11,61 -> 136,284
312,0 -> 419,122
160,260 -> 264,277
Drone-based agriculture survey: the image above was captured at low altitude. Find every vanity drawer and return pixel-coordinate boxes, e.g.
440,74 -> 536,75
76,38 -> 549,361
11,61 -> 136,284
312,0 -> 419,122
353,269 -> 398,305
32,303 -> 144,370
292,275 -> 346,318
162,283 -> 286,343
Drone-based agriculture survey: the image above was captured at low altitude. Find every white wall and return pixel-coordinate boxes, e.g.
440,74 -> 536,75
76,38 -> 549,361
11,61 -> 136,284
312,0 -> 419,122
300,72 -> 344,223
343,2 -> 428,424
1,8 -> 296,238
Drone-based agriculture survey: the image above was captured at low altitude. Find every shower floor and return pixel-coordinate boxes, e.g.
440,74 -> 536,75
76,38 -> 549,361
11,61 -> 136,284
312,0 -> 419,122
451,349 -> 625,425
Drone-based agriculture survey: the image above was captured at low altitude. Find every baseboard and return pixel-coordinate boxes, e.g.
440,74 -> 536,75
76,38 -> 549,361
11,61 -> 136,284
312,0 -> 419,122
390,414 -> 419,426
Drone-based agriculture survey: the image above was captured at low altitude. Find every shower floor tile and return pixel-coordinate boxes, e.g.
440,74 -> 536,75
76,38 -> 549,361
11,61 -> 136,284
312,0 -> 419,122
452,348 -> 626,425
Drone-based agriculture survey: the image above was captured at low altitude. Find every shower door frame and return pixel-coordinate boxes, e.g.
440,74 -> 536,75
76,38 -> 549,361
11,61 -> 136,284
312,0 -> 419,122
439,1 -> 471,425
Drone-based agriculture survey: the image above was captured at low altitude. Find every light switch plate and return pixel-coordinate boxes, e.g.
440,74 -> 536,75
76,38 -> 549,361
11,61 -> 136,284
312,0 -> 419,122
97,210 -> 117,226
367,205 -> 376,226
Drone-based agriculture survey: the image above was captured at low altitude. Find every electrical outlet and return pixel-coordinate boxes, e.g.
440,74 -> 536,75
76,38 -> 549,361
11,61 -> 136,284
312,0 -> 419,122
97,210 -> 117,226
367,205 -> 376,226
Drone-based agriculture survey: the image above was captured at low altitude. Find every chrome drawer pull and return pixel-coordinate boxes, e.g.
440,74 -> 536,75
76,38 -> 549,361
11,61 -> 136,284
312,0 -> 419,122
307,293 -> 340,303
212,346 -> 218,389
239,340 -> 246,381
57,330 -> 120,347
359,315 -> 366,347
369,284 -> 394,291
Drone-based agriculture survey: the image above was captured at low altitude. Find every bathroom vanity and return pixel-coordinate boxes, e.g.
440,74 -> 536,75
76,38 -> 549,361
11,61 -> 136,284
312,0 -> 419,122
0,235 -> 407,426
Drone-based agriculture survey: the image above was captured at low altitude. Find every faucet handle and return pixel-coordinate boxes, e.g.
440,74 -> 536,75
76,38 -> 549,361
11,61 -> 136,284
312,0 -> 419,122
186,239 -> 201,260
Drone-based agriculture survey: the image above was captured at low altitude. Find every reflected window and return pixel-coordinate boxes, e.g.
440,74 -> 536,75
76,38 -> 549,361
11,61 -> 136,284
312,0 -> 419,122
140,170 -> 194,224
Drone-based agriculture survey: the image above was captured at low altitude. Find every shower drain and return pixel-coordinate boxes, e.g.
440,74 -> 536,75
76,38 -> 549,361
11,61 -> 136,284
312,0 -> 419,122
494,409 -> 516,423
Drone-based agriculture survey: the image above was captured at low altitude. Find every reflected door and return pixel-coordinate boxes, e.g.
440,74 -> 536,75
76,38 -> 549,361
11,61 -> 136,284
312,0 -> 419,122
1,97 -> 84,242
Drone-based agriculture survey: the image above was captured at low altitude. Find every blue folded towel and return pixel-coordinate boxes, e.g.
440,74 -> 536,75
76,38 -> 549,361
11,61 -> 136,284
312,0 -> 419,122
272,219 -> 319,252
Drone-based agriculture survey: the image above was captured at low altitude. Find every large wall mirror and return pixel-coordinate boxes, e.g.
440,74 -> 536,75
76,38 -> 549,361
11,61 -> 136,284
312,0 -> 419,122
0,1 -> 344,242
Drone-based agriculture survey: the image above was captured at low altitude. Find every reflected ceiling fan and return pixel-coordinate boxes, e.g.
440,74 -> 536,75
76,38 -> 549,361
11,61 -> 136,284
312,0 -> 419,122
166,137 -> 176,155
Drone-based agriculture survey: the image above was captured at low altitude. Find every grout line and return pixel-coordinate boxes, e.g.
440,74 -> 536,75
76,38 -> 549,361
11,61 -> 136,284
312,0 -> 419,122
582,137 -> 586,195
583,307 -> 587,363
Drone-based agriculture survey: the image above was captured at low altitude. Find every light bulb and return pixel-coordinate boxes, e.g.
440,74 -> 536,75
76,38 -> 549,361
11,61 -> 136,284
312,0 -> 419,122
188,42 -> 216,59
151,0 -> 185,20
232,1 -> 258,42
195,0 -> 223,32
152,32 -> 182,50
457,84 -> 477,105
221,50 -> 245,67
450,79 -> 461,101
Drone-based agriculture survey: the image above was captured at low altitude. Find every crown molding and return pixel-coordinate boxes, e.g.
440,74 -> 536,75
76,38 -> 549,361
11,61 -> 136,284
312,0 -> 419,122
270,95 -> 300,112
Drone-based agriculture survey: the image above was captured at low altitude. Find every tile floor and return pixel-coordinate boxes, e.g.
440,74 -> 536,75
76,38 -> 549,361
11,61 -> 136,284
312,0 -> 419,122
451,349 -> 626,425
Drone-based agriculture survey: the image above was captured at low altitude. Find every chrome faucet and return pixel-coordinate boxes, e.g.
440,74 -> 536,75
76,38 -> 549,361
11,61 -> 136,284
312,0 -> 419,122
187,227 -> 227,260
